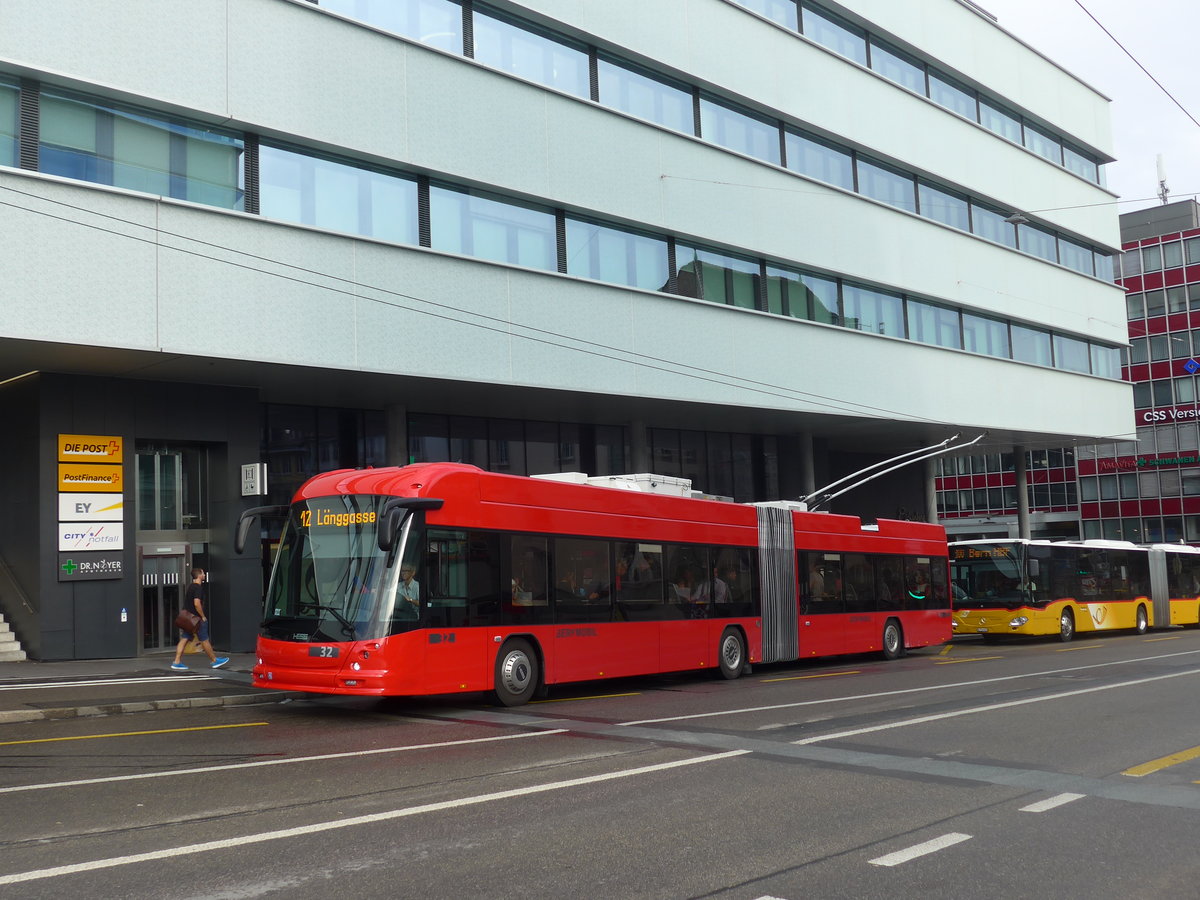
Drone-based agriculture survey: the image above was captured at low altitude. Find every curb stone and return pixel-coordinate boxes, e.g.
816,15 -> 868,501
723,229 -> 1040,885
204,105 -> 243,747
0,690 -> 308,724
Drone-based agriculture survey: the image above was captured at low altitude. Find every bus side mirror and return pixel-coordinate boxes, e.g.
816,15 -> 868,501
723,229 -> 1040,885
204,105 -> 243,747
235,505 -> 289,554
378,507 -> 405,553
377,497 -> 444,555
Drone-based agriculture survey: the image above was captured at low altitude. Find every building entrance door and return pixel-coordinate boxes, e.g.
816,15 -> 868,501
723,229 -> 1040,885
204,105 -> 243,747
139,544 -> 191,651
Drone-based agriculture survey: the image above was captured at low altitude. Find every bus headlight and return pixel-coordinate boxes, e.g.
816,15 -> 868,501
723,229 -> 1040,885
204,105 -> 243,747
350,661 -> 362,671
1009,616 -> 1028,627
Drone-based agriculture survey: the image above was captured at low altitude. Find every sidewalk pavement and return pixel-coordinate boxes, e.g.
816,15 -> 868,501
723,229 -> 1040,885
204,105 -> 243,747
0,651 -> 310,724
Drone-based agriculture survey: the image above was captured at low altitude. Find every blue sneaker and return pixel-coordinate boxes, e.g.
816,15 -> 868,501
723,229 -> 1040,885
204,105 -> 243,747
170,662 -> 188,671
212,657 -> 230,669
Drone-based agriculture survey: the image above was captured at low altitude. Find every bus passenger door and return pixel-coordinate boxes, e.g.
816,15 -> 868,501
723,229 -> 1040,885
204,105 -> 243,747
799,553 -> 845,657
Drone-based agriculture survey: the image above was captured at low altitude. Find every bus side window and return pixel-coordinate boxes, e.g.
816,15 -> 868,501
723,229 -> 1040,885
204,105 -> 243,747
843,553 -> 874,613
554,537 -> 612,623
509,535 -> 551,625
874,555 -> 902,611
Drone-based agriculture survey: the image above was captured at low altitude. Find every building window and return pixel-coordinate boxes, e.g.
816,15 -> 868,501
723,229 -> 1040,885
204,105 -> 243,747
1167,286 -> 1188,314
1053,334 -> 1090,373
843,283 -> 903,337
918,181 -> 970,231
929,70 -> 976,119
856,157 -> 916,213
314,0 -> 463,53
1017,222 -> 1058,263
979,98 -> 1022,143
1090,345 -> 1121,380
259,145 -> 418,245
699,97 -> 781,165
1163,241 -> 1184,269
1061,142 -> 1098,182
801,4 -> 867,65
430,184 -> 556,271
1023,122 -> 1062,164
908,299 -> 961,349
970,203 -> 1017,249
784,130 -> 855,190
0,79 -> 16,167
1012,324 -> 1052,367
39,90 -> 244,210
675,245 -> 761,309
1058,237 -> 1094,276
472,9 -> 589,97
1186,237 -> 1200,265
597,57 -> 694,134
736,0 -> 799,29
1145,289 -> 1166,318
962,313 -> 1010,358
1126,293 -> 1145,320
565,218 -> 670,291
869,38 -> 925,93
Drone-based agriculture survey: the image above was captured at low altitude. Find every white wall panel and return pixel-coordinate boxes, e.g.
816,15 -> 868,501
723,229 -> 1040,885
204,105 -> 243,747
154,204 -> 361,366
0,0 -> 230,119
0,174 -> 158,350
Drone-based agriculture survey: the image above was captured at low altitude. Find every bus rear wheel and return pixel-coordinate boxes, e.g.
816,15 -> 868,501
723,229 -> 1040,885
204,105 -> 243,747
494,638 -> 539,707
1135,605 -> 1148,635
718,628 -> 745,680
1059,609 -> 1075,643
882,619 -> 904,660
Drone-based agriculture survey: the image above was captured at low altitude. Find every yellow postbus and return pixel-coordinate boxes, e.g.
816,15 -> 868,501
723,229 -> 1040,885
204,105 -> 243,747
950,539 -> 1200,642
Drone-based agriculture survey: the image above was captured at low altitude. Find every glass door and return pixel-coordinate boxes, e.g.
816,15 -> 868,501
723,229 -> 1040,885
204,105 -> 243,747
139,548 -> 190,651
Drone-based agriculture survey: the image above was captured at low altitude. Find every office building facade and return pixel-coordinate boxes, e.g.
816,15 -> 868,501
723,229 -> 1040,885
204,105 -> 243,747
0,0 -> 1127,658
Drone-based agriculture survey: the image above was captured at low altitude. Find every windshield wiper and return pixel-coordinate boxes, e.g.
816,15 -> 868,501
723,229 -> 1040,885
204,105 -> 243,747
298,602 -> 357,639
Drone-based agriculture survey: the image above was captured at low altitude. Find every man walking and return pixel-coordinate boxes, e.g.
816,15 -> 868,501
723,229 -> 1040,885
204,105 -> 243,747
171,567 -> 230,671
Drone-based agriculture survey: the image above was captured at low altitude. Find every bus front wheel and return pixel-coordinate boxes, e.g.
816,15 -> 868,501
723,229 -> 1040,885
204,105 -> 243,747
494,638 -> 539,707
882,619 -> 904,660
1135,605 -> 1148,635
718,628 -> 745,680
1059,609 -> 1075,643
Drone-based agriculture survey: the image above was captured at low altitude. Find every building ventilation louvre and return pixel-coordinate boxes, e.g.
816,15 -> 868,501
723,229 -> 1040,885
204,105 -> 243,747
243,133 -> 260,215
756,505 -> 799,663
461,0 -> 474,58
417,175 -> 431,247
18,79 -> 39,171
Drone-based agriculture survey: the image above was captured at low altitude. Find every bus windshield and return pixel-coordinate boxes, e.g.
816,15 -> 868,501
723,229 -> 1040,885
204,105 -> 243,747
950,543 -> 1035,608
262,495 -> 422,643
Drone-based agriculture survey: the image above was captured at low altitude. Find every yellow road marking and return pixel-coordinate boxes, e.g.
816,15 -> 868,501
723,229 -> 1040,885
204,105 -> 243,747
939,645 -> 953,656
1144,636 -> 1183,642
531,692 -> 640,704
1056,644 -> 1103,651
934,656 -> 1003,665
1123,744 -> 1200,777
762,670 -> 860,683
0,722 -> 268,747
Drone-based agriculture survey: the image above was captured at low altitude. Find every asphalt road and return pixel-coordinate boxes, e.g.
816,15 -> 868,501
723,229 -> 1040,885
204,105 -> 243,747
3,630 -> 1200,898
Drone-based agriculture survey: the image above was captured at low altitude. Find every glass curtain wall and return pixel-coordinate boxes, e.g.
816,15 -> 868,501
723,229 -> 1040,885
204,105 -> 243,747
39,91 -> 244,209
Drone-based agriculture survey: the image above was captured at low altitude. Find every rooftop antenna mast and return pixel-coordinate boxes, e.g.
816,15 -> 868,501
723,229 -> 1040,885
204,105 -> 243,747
1157,154 -> 1170,205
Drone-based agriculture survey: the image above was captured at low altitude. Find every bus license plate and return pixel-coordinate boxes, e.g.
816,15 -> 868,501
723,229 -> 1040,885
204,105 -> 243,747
308,646 -> 340,658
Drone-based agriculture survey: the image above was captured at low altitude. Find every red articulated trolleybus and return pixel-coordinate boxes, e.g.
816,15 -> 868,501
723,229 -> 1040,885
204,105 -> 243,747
237,463 -> 951,706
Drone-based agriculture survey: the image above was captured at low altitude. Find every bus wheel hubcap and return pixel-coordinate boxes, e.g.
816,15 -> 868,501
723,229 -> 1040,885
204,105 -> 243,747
502,653 -> 530,692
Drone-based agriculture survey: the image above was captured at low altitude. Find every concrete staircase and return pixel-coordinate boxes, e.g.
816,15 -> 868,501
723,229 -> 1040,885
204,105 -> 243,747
0,613 -> 27,662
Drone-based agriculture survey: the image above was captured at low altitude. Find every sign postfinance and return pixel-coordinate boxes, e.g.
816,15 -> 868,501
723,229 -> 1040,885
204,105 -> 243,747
58,464 -> 123,492
58,434 -> 124,463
